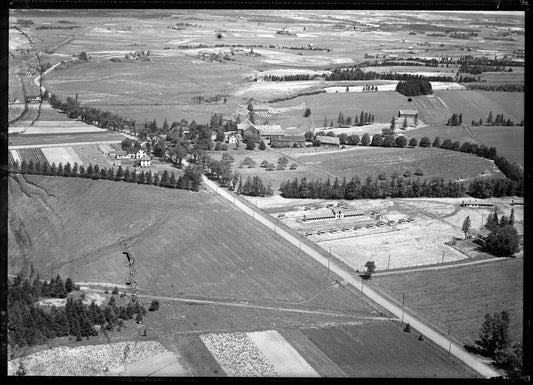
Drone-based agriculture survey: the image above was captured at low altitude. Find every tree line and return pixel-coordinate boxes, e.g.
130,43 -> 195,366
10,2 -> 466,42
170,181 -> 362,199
325,68 -> 454,82
280,175 -> 466,200
8,273 -> 160,349
466,83 -> 524,92
9,159 -> 203,192
331,110 -> 375,127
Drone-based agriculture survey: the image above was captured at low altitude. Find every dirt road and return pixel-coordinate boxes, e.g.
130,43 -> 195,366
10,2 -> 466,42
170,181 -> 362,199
202,175 -> 501,378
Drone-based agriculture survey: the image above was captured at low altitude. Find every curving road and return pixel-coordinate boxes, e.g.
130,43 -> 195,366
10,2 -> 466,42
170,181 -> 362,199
202,175 -> 500,378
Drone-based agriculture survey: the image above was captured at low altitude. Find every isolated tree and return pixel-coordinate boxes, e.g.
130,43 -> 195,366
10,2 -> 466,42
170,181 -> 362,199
390,115 -> 396,130
149,300 -> 160,312
258,140 -> 266,150
487,111 -> 493,126
246,140 -> 255,150
303,107 -> 312,118
404,323 -> 411,333
364,261 -> 376,278
475,311 -> 511,357
462,216 -> 472,239
509,208 -> 515,226
402,117 -> 408,130
409,137 -> 418,147
65,278 -> 74,293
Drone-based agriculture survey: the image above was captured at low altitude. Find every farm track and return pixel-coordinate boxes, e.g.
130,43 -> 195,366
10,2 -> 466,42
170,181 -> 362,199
203,176 -> 500,378
372,256 -> 509,277
462,125 -> 484,146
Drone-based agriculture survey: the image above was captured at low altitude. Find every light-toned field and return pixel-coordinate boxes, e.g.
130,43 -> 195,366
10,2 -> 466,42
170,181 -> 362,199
246,330 -> 319,377
13,120 -> 107,135
371,258 -> 523,347
297,147 -> 504,182
41,146 -> 84,166
9,131 -> 126,147
7,341 -> 176,376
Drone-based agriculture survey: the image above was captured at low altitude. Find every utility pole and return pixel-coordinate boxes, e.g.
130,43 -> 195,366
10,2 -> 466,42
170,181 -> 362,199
387,254 -> 391,270
328,247 -> 331,275
441,250 -> 444,264
448,323 -> 452,355
360,279 -> 364,297
401,293 -> 405,325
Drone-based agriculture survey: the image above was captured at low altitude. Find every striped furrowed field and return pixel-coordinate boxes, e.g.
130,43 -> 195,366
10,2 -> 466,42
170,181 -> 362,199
73,144 -> 114,168
15,148 -> 47,164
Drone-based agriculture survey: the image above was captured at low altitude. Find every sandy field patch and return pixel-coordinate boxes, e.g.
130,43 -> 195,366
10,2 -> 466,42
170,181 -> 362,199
319,219 -> 467,271
41,146 -> 84,166
10,150 -> 22,165
430,82 -> 465,90
246,330 -> 319,377
8,341 -> 169,376
234,80 -> 322,97
106,351 -> 189,376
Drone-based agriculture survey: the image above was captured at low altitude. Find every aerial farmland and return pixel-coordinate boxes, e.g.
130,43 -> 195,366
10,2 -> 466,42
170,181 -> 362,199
8,9 -> 525,379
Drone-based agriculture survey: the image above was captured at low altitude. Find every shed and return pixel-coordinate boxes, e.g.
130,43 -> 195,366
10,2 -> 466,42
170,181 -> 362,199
139,156 -> 151,168
271,135 -> 306,148
318,136 -> 340,147
474,228 -> 491,247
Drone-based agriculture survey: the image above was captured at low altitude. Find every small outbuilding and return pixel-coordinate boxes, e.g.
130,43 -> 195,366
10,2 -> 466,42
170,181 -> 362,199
317,136 -> 340,147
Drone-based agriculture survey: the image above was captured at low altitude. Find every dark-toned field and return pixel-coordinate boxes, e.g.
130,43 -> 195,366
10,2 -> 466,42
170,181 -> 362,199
300,322 -> 476,377
297,147 -> 504,182
468,125 -> 524,165
370,258 -> 523,347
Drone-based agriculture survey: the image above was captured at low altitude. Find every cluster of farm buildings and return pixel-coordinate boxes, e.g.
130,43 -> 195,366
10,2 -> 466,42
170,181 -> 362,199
109,147 -> 151,167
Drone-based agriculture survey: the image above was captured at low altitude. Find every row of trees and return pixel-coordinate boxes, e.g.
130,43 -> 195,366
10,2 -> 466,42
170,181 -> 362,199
395,79 -> 433,96
10,159 -> 203,192
446,113 -> 463,126
262,74 -> 320,81
466,83 -> 524,92
332,111 -> 375,127
8,274 -> 151,348
325,68 -> 454,82
486,111 -> 520,126
280,175 -> 466,200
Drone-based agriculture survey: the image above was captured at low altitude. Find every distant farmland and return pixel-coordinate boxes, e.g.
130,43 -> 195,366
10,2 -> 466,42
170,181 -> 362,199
370,258 -> 523,347
297,147 -> 505,182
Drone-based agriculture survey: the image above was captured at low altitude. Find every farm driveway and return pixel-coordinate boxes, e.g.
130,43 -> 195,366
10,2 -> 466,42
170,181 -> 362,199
203,176 -> 500,378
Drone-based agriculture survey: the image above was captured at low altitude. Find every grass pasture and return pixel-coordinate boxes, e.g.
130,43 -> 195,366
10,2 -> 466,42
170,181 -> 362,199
371,258 -> 524,347
297,147 -> 504,182
468,125 -> 524,165
8,175 -> 375,316
436,91 -> 523,126
300,321 -> 476,377
269,91 -> 411,129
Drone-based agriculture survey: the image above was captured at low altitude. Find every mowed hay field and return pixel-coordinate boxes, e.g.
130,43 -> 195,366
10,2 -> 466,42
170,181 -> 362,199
269,91 -> 411,129
469,126 -> 524,166
297,147 -> 504,181
413,90 -> 524,126
371,258 -> 523,347
298,321 -> 476,377
8,174 -> 373,314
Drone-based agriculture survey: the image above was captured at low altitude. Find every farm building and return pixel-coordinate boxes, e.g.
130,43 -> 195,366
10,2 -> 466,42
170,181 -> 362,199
139,156 -> 151,168
135,148 -> 147,159
460,200 -> 494,208
511,200 -> 524,206
227,134 -> 239,144
317,136 -> 340,147
397,110 -> 419,128
237,119 -> 253,133
271,135 -> 306,148
115,150 -> 132,159
473,228 -> 491,247
113,159 -> 121,166
303,209 -> 364,222
108,150 -> 117,157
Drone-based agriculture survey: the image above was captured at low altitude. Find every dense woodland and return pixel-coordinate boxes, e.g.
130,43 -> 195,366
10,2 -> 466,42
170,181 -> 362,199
8,273 -> 155,349
325,68 -> 454,82
395,78 -> 433,96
